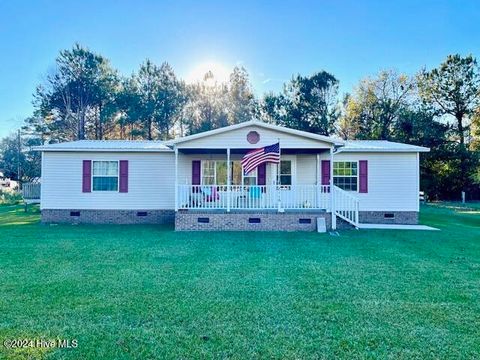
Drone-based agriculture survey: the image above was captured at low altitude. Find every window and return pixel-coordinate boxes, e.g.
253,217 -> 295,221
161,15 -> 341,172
201,160 -> 228,185
241,162 -> 257,186
278,160 -> 292,185
201,160 -> 216,185
202,160 -> 256,186
232,162 -> 243,185
333,161 -> 358,191
92,161 -> 118,191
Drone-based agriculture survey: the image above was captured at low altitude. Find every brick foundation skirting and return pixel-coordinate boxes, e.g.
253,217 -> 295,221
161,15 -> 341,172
41,209 -> 175,225
175,211 -> 332,231
359,211 -> 418,225
41,209 -> 418,228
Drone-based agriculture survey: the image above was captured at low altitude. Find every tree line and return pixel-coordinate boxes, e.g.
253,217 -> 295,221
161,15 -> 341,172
1,44 -> 479,200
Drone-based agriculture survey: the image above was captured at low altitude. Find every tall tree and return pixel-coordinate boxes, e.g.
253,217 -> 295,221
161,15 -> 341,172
155,63 -> 187,139
418,54 -> 480,189
284,71 -> 339,135
339,70 -> 414,140
128,60 -> 185,140
182,71 -> 229,135
418,54 -> 480,147
34,43 -> 119,141
258,71 -> 339,135
337,94 -> 363,140
227,66 -> 256,124
257,92 -> 288,124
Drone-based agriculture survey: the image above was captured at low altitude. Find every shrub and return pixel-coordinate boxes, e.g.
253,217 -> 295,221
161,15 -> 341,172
0,189 -> 23,205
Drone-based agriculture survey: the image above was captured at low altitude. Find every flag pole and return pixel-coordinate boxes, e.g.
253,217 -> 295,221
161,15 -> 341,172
277,138 -> 281,185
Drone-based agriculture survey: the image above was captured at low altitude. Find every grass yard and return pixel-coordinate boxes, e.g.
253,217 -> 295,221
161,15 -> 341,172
0,204 -> 479,359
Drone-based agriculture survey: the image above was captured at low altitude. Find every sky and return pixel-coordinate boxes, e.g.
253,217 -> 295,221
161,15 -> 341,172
0,0 -> 479,137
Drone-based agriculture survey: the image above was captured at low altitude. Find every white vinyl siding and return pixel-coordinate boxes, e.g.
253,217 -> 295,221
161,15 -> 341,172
295,155 -> 317,185
41,152 -> 175,210
175,125 -> 333,150
41,150 -> 420,213
328,152 -> 419,212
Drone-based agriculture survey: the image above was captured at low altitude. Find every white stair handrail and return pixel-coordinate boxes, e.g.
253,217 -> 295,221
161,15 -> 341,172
332,185 -> 359,227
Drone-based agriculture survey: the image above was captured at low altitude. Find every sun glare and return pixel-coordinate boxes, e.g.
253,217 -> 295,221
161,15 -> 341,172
186,61 -> 231,84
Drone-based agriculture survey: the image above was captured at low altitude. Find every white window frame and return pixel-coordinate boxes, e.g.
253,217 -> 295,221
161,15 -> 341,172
333,160 -> 359,192
200,160 -> 218,186
277,159 -> 293,187
91,160 -> 120,192
273,155 -> 296,189
241,165 -> 257,186
201,160 -> 257,186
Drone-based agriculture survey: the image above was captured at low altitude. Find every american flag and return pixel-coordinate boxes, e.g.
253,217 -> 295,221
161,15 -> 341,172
241,142 -> 280,174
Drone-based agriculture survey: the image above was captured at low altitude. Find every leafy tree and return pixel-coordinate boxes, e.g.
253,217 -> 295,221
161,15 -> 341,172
418,54 -> 480,147
257,92 -> 288,124
154,63 -> 187,139
228,66 -> 256,124
337,94 -> 363,140
0,133 -> 41,182
339,70 -> 414,140
287,72 -> 339,135
115,77 -> 144,139
126,60 -> 185,140
182,71 -> 229,135
258,71 -> 339,135
418,54 -> 480,191
34,43 -> 119,141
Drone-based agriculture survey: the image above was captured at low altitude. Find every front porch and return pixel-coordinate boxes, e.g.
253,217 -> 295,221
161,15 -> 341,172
177,184 -> 331,211
173,148 -> 360,229
169,121 -> 361,230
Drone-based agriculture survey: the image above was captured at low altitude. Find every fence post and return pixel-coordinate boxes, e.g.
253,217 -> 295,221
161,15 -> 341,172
461,191 -> 465,204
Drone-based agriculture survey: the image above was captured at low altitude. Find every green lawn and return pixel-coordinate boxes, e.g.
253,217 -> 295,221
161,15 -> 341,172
0,204 -> 479,359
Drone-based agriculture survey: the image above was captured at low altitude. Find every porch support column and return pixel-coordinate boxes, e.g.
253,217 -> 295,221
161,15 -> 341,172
330,147 -> 336,230
316,153 -> 320,208
227,148 -> 231,212
174,146 -> 178,212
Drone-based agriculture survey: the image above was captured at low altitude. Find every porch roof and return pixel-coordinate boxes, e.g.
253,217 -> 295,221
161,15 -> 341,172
166,120 -> 345,147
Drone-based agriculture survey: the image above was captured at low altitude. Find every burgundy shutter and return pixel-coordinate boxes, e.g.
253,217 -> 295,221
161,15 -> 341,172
119,160 -> 128,193
359,160 -> 368,193
192,160 -> 201,185
257,163 -> 266,186
82,160 -> 91,193
321,160 -> 331,185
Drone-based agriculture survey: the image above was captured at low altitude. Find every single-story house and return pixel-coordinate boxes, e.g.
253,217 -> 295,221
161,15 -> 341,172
34,120 -> 429,231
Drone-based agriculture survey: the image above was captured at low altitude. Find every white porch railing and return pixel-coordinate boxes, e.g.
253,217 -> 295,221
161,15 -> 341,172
178,184 -> 331,211
333,185 -> 359,227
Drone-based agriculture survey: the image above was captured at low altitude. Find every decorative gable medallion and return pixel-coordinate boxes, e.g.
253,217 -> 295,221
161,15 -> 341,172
247,131 -> 260,144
